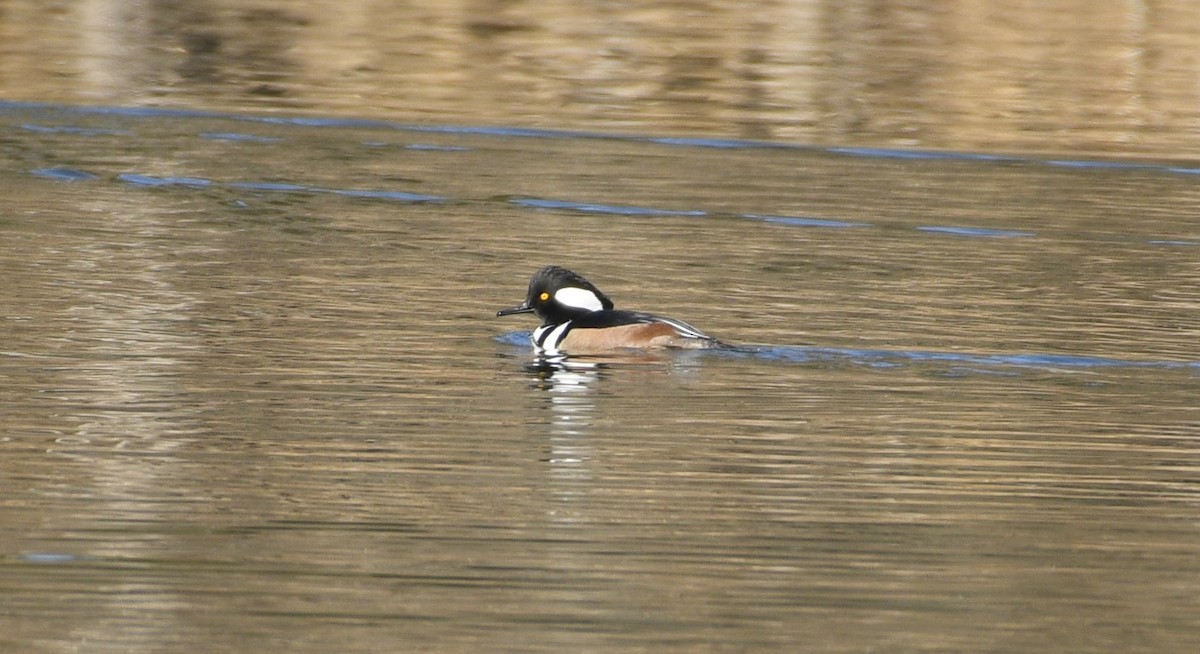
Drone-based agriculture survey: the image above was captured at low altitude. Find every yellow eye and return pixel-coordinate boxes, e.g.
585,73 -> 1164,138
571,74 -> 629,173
539,292 -> 551,301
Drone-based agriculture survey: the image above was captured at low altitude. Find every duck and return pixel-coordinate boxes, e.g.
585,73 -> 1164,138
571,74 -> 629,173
497,265 -> 723,355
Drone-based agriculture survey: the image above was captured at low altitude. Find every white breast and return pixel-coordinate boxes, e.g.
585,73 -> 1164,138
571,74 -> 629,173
533,321 -> 573,353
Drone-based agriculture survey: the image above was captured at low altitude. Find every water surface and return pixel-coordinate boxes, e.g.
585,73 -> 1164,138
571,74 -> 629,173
3,0 -> 1200,651
2,102 -> 1198,653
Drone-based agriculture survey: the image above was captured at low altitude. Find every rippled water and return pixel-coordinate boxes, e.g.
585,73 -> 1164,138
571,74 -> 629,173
2,101 -> 1198,653
4,0 -> 1200,651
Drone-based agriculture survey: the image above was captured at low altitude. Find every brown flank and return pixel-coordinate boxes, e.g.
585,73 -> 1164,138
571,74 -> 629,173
557,322 -> 711,354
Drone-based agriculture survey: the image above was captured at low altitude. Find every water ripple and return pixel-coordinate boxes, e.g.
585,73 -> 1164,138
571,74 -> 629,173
20,122 -> 130,136
511,197 -> 707,217
825,146 -> 1017,162
117,173 -> 213,188
916,226 -> 1037,238
744,214 -> 869,229
31,167 -> 98,182
8,101 -> 1194,247
8,100 -> 1200,179
495,333 -> 1199,374
115,173 -> 443,202
200,132 -> 283,143
728,345 -> 1200,373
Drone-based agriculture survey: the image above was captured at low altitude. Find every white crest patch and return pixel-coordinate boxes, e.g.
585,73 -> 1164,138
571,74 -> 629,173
554,286 -> 604,312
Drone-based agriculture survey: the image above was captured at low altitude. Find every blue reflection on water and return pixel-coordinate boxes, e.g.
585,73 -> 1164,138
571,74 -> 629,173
511,197 -> 708,217
495,332 -> 1199,375
118,173 -> 213,188
1149,240 -> 1200,247
21,552 -> 83,564
8,100 -> 1197,247
31,167 -> 98,181
917,226 -> 1036,238
21,122 -> 130,137
744,214 -> 869,229
7,100 -> 1200,175
116,173 -> 444,202
724,345 -> 1200,373
200,132 -> 283,143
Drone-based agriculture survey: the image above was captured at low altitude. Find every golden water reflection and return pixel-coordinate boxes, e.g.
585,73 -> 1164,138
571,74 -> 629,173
2,1 -> 1200,155
2,8 -> 1200,651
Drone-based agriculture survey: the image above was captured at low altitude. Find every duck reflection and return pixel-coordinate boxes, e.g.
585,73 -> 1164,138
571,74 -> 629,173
517,349 -> 713,532
521,355 -> 599,503
527,355 -> 599,443
527,348 -> 697,416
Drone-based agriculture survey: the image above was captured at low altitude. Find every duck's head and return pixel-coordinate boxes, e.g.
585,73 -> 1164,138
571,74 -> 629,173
497,265 -> 614,325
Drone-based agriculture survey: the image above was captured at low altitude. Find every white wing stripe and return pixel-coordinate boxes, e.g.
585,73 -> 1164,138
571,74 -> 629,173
653,316 -> 711,340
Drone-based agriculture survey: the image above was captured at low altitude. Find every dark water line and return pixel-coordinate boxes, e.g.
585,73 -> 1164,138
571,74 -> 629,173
7,100 -> 1200,177
13,101 -> 1199,245
732,345 -> 1200,373
32,165 -> 1196,245
115,173 -> 445,202
495,332 -> 1200,374
512,196 -> 1037,239
510,197 -> 707,217
31,166 -> 99,181
915,225 -> 1036,238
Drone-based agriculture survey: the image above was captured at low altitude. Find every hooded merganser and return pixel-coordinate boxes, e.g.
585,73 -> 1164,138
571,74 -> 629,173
497,265 -> 723,354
